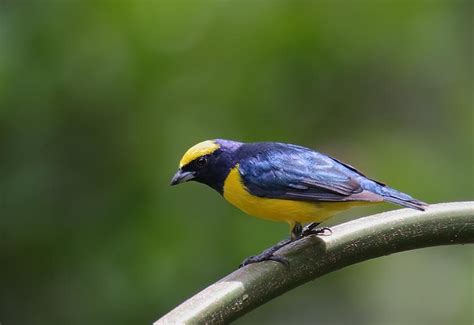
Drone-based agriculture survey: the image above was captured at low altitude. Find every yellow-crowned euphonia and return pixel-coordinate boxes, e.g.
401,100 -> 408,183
171,139 -> 427,266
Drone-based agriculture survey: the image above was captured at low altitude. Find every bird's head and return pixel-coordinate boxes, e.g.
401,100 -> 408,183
170,139 -> 242,194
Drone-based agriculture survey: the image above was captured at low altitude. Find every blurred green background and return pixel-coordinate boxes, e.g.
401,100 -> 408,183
1,1 -> 473,324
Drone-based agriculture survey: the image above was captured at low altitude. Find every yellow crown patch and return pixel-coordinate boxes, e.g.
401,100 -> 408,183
179,140 -> 220,168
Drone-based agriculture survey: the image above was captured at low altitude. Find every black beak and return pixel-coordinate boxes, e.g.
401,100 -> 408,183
170,169 -> 196,186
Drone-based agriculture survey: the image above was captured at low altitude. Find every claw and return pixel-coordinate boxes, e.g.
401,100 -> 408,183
320,227 -> 333,235
267,255 -> 290,267
239,256 -> 256,268
239,238 -> 293,268
302,226 -> 332,237
239,254 -> 289,268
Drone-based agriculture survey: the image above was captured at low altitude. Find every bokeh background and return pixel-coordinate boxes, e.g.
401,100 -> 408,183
1,1 -> 473,324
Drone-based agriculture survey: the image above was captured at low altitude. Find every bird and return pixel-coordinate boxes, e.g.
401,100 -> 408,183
170,139 -> 427,266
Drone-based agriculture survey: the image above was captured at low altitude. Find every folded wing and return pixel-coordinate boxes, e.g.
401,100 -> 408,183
238,143 -> 382,203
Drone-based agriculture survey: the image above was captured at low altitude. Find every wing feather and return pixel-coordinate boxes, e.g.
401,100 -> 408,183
237,143 -> 382,203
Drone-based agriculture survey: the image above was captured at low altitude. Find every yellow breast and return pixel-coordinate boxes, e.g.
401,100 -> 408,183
223,166 -> 370,227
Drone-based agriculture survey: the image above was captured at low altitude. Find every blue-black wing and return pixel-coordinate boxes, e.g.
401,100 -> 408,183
236,142 -> 381,202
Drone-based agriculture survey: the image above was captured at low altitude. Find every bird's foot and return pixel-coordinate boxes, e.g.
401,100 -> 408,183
239,238 -> 292,268
301,222 -> 332,237
239,223 -> 332,268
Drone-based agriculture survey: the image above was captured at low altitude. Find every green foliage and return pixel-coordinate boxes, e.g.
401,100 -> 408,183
0,1 -> 472,324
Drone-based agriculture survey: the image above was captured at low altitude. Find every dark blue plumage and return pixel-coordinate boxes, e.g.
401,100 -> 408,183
231,141 -> 426,210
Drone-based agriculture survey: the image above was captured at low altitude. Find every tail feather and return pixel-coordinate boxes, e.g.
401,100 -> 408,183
378,186 -> 428,211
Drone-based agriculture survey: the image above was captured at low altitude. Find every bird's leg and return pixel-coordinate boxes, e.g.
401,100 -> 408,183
239,223 -> 303,268
239,238 -> 292,268
239,222 -> 332,268
291,222 -> 303,240
301,222 -> 332,237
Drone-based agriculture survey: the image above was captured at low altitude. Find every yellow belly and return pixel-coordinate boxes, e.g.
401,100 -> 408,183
223,166 -> 371,227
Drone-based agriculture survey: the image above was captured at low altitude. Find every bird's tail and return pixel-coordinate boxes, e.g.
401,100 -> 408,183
377,185 -> 428,211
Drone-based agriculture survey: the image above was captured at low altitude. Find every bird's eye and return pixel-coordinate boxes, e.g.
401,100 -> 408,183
196,156 -> 208,168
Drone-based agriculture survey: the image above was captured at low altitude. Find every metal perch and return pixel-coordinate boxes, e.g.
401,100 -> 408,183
155,201 -> 474,324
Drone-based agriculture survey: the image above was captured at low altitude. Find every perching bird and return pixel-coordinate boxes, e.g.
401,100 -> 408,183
171,139 -> 427,266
